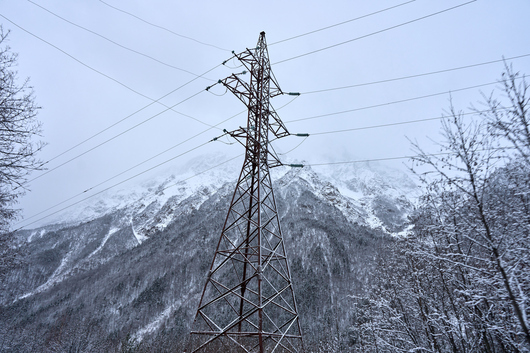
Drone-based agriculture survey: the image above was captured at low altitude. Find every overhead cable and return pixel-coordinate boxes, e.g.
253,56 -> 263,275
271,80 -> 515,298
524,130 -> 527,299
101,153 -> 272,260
304,147 -> 515,167
0,12 -> 224,140
20,61 -> 225,184
14,140 -> 226,231
273,1 -> 477,65
0,13 -> 160,101
269,0 -> 416,46
300,54 -> 530,94
46,62 -> 224,165
25,88 -> 207,185
26,0 -> 212,79
285,79 -> 519,124
308,108 -> 509,136
98,0 -> 230,52
277,137 -> 308,155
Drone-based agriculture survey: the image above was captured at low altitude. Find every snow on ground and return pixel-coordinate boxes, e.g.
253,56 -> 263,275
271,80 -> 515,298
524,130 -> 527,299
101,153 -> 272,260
132,302 -> 178,342
131,223 -> 148,244
88,227 -> 120,258
27,229 -> 46,242
17,249 -> 74,301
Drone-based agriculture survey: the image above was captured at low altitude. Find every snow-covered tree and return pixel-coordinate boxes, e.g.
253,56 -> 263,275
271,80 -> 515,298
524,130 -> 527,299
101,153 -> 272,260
358,66 -> 530,352
0,26 -> 44,281
0,26 -> 44,232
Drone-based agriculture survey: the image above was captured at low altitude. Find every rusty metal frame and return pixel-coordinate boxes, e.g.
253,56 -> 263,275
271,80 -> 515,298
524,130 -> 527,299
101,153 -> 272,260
190,32 -> 304,353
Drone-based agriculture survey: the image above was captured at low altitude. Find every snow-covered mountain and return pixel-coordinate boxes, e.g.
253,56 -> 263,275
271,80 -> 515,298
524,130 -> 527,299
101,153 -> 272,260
33,153 -> 418,237
1,153 -> 419,351
35,153 -> 242,229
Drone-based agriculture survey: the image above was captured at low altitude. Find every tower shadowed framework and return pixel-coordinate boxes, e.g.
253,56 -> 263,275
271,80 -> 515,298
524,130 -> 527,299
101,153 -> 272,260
190,32 -> 304,353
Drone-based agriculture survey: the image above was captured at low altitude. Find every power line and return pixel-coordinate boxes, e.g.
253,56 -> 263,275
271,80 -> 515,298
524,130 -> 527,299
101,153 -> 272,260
285,79 -> 511,124
306,154 -> 441,166
26,0 -> 212,79
304,147 -> 515,167
98,0 -> 230,52
25,88 -> 208,185
273,0 -> 477,65
0,12 -> 224,136
269,0 -> 416,46
308,108 -> 508,136
15,108 -> 247,226
42,62 -> 224,166
14,141 -> 229,231
12,5 -> 523,141
300,54 -> 530,94
0,13 -> 161,101
16,96 -> 301,227
16,60 -> 227,187
277,137 -> 308,155
275,95 -> 300,110
8,9 -> 517,184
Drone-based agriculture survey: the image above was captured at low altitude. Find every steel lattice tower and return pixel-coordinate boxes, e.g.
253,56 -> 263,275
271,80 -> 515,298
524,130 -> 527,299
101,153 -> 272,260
190,32 -> 304,353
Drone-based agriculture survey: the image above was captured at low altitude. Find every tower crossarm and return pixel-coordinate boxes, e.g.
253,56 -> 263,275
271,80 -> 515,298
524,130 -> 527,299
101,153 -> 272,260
219,73 -> 253,107
268,108 -> 289,139
231,48 -> 282,98
219,76 -> 289,140
222,126 -> 285,168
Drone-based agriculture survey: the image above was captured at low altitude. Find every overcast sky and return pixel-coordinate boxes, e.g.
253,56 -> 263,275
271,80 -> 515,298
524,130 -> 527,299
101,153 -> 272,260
1,0 -> 530,228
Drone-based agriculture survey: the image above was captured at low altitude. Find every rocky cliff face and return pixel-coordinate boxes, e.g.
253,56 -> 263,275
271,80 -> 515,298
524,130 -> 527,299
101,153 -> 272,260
0,155 -> 418,351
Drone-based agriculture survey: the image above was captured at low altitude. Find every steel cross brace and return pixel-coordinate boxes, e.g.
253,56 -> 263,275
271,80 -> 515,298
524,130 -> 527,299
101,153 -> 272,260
190,31 -> 304,353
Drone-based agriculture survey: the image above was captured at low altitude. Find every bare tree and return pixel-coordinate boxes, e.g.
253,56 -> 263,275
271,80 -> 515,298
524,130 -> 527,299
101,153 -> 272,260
0,26 -> 45,279
0,26 -> 44,231
476,63 -> 530,165
408,68 -> 530,350
357,66 -> 530,352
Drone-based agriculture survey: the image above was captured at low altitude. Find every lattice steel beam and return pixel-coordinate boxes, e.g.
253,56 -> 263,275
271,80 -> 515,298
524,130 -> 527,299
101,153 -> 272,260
190,32 -> 304,353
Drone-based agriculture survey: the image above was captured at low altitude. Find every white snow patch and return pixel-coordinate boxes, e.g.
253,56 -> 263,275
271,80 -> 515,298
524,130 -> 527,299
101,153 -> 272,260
27,229 -> 46,242
394,223 -> 415,238
17,249 -> 74,301
27,231 -> 37,243
365,213 -> 384,230
88,227 -> 119,258
132,223 -> 148,244
133,304 -> 174,342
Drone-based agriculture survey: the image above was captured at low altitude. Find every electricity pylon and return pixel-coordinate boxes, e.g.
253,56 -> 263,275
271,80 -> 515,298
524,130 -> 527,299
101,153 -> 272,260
190,32 -> 304,353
